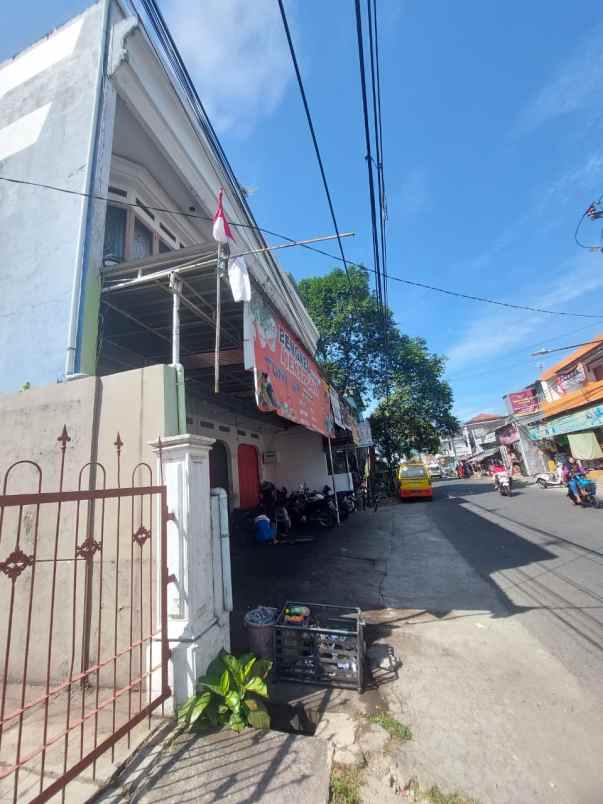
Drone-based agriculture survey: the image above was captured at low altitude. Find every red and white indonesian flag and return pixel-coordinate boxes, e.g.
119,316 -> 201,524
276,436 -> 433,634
212,189 -> 234,244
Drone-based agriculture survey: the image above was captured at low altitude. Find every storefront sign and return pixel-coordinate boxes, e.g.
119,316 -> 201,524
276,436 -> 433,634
497,423 -> 519,445
554,363 -> 585,394
248,295 -> 335,437
508,388 -> 539,414
528,402 -> 603,440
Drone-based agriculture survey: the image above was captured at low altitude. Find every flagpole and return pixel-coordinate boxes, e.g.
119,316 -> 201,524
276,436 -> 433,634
214,243 -> 222,394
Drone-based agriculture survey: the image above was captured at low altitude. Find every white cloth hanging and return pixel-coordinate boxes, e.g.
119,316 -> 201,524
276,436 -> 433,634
228,256 -> 251,302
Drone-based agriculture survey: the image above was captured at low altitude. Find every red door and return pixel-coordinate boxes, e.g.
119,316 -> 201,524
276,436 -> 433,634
238,444 -> 260,508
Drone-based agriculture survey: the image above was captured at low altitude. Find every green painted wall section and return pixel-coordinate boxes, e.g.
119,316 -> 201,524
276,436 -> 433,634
163,364 -> 185,435
79,267 -> 102,376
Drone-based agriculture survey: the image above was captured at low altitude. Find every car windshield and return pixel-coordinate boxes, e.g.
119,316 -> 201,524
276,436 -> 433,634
400,466 -> 426,478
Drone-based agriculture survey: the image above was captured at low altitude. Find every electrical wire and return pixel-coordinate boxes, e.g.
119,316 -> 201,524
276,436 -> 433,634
354,0 -> 385,316
276,0 -> 355,297
382,273 -> 603,319
3,173 -> 601,320
531,337 -> 603,356
367,0 -> 388,312
446,322 -> 599,383
0,173 -> 349,264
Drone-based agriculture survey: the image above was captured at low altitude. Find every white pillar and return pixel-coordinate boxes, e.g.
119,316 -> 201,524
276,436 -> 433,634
150,434 -> 231,709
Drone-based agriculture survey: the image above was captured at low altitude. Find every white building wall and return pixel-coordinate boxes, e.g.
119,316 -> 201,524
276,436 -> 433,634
186,396 -> 335,503
263,427 -> 332,492
0,5 -> 107,392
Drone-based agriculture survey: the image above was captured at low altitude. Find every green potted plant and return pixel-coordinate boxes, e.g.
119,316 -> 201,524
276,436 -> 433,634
177,650 -> 272,733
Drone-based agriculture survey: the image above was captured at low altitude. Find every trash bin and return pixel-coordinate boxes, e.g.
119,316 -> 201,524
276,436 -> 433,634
245,606 -> 278,659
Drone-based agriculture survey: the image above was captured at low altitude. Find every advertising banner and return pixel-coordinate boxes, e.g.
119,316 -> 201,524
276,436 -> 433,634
555,363 -> 585,395
248,295 -> 335,437
528,402 -> 603,440
508,388 -> 539,414
496,423 -> 519,445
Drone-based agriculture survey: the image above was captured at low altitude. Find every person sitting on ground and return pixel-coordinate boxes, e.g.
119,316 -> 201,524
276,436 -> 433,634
254,509 -> 279,544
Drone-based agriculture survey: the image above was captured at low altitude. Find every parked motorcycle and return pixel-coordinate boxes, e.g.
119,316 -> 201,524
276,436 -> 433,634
534,472 -> 564,489
288,486 -> 338,529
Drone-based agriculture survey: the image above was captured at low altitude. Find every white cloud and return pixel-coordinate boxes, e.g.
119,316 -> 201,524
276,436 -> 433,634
445,252 -> 603,372
514,25 -> 603,136
162,0 -> 293,135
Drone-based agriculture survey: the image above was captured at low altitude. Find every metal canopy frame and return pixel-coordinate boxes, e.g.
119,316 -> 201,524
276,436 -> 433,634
99,245 -> 253,397
98,230 -> 354,427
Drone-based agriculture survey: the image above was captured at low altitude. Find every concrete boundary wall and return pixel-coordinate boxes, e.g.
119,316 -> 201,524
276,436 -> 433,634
0,364 -> 177,685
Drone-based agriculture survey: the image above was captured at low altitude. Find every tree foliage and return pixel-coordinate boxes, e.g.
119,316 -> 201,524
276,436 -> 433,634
297,264 -> 459,460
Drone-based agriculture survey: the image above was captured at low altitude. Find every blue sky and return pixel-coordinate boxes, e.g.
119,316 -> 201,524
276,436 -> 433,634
4,1 -> 603,422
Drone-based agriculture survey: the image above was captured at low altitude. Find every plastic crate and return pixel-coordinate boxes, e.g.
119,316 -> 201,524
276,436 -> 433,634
273,601 -> 364,691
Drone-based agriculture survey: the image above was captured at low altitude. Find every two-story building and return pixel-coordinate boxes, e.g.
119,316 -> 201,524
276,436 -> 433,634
0,3 -> 356,774
527,335 -> 603,466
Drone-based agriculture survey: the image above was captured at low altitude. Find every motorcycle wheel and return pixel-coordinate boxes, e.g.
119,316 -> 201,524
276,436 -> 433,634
316,510 -> 337,528
537,478 -> 547,489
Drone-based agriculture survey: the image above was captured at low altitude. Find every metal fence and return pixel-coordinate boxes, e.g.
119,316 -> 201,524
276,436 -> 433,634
0,427 -> 170,803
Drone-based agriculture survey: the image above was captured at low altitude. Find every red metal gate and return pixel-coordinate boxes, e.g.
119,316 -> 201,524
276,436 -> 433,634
0,428 -> 170,803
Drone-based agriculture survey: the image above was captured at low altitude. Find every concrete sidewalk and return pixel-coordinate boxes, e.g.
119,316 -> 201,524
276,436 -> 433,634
94,726 -> 330,804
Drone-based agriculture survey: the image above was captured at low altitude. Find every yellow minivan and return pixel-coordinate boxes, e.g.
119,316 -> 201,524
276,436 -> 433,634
398,462 -> 433,500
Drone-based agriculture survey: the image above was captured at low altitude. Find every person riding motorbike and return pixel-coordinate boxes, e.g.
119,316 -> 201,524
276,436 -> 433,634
564,458 -> 585,505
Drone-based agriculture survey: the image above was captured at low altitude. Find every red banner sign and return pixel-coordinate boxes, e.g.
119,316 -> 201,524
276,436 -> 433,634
249,296 -> 334,437
508,389 -> 539,414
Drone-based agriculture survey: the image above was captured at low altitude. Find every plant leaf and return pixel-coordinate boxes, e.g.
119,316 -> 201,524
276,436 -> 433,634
197,679 -> 225,698
176,696 -> 196,724
251,658 -> 272,680
189,691 -> 212,726
247,701 -> 270,731
196,652 -> 227,693
221,653 -> 244,690
205,698 -> 220,727
228,711 -> 246,733
225,690 -> 241,713
245,676 -> 268,698
219,669 -> 230,696
240,654 -> 257,682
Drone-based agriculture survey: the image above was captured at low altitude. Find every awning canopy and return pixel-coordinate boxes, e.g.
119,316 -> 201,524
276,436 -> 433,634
471,446 -> 500,462
99,247 -> 343,438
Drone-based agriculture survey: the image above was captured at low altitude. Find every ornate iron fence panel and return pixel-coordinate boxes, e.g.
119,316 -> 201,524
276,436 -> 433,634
0,428 -> 170,803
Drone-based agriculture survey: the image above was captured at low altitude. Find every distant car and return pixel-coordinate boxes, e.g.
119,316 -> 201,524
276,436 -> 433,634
428,464 -> 442,479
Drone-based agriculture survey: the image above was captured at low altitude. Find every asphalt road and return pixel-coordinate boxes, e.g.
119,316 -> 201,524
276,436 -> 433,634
429,477 -> 603,693
231,479 -> 603,801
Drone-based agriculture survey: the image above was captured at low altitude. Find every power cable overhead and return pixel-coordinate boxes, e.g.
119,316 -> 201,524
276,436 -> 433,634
354,0 -> 385,317
276,0 -> 356,298
2,174 -> 601,321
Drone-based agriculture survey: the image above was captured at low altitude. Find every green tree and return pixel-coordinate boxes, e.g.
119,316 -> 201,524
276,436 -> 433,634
297,265 -> 387,409
370,386 -> 459,472
297,264 -> 458,458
